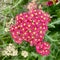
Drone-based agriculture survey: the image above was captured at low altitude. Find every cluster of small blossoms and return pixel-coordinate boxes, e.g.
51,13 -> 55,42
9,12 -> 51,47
10,9 -> 51,56
46,0 -> 58,6
21,51 -> 28,58
27,2 -> 37,11
10,0 -> 51,56
2,43 -> 18,56
36,42 -> 50,56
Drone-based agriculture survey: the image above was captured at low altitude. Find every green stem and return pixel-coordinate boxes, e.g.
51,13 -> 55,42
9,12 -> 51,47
2,56 -> 7,60
12,0 -> 23,9
45,34 -> 58,42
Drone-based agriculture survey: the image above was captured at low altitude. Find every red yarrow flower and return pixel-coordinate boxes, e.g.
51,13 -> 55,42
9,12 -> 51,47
56,0 -> 58,2
46,1 -> 53,6
10,9 -> 51,56
36,42 -> 50,56
46,0 -> 59,6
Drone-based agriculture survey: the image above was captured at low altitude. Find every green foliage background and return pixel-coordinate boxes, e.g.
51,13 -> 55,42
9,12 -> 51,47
0,0 -> 60,60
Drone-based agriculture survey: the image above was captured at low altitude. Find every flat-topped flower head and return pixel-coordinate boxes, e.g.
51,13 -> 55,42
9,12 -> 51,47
10,9 -> 51,56
36,42 -> 50,56
46,0 -> 59,6
46,1 -> 53,6
2,43 -> 18,56
10,9 -> 50,45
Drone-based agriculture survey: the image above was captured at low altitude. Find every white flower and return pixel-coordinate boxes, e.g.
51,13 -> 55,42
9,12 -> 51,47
2,43 -> 18,56
5,28 -> 9,32
21,51 -> 28,58
27,2 -> 37,10
12,50 -> 18,56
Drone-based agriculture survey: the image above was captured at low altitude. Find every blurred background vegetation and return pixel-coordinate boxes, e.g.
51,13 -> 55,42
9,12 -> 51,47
0,0 -> 60,60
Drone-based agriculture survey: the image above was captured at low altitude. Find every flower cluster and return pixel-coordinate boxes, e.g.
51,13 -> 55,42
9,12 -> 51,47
21,51 -> 28,58
46,0 -> 58,6
10,0 -> 51,56
27,2 -> 37,11
2,43 -> 18,56
36,42 -> 50,56
10,9 -> 51,56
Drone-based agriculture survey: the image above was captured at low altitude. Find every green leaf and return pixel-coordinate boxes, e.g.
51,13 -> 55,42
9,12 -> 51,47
45,34 -> 58,42
48,18 -> 60,28
48,24 -> 55,28
38,56 -> 46,60
50,18 -> 60,25
12,0 -> 23,9
30,52 -> 38,58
